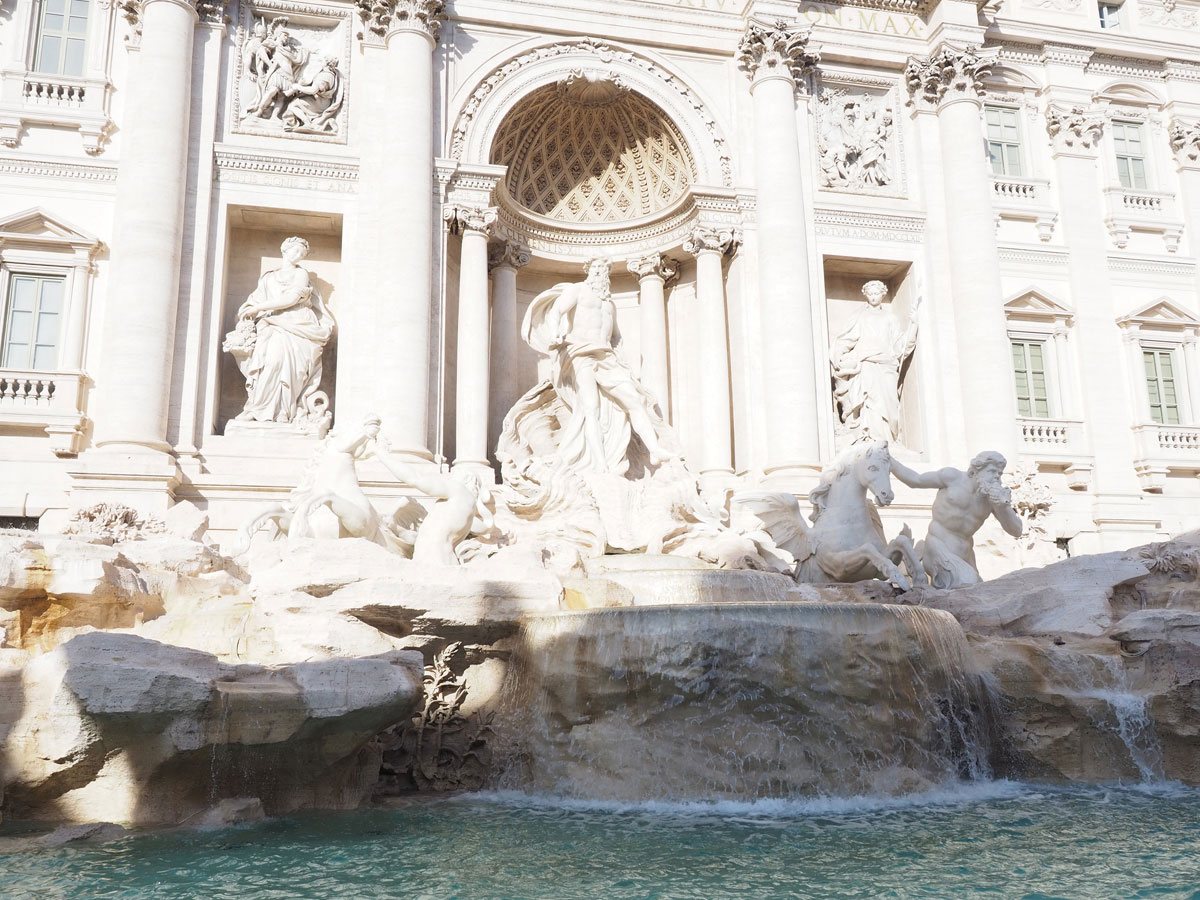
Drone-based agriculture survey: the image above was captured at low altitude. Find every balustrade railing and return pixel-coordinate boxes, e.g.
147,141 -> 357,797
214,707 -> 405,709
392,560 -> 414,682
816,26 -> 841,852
22,76 -> 86,106
0,373 -> 58,405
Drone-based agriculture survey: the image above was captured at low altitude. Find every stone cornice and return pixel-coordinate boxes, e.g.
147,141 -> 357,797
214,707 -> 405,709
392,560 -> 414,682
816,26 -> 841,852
488,239 -> 531,272
1170,117 -> 1200,168
905,45 -> 996,110
1045,105 -> 1106,156
627,253 -> 680,286
683,224 -> 739,257
444,203 -> 497,236
736,19 -> 819,90
355,0 -> 446,42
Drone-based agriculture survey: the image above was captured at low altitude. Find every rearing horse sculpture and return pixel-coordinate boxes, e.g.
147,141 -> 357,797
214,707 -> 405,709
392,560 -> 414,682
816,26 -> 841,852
735,441 -> 926,591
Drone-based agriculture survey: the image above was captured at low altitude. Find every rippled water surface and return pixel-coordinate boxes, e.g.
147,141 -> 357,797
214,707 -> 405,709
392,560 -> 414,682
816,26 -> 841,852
4,783 -> 1199,900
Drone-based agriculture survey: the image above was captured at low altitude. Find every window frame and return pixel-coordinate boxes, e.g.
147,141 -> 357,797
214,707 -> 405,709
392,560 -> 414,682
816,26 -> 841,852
1011,337 -> 1053,419
1,269 -> 67,372
32,0 -> 92,79
1111,119 -> 1150,191
1141,345 -> 1182,425
985,104 -> 1026,178
1098,0 -> 1123,29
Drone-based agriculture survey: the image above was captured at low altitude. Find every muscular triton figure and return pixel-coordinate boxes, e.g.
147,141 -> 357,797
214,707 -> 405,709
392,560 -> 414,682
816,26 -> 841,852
889,451 -> 1023,589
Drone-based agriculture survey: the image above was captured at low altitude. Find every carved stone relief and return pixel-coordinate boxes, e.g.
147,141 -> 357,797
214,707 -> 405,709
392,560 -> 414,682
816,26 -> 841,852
1139,0 -> 1198,27
1170,117 -> 1200,165
816,87 -> 898,194
1045,105 -> 1105,154
233,3 -> 351,143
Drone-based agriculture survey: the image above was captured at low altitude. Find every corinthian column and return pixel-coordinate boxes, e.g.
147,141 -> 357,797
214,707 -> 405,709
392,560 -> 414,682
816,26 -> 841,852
905,45 -> 1018,458
683,226 -> 739,483
91,0 -> 222,456
1170,118 -> 1200,297
737,19 -> 821,477
445,204 -> 497,476
1043,104 -> 1142,495
487,239 -> 530,459
356,1 -> 445,461
626,254 -> 678,417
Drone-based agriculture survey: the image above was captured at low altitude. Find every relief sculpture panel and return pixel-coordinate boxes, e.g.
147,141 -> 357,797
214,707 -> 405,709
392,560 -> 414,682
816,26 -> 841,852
815,84 -> 902,196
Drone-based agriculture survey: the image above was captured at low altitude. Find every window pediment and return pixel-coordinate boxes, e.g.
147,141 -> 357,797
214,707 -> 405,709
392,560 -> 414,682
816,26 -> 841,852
0,207 -> 100,252
1117,297 -> 1200,334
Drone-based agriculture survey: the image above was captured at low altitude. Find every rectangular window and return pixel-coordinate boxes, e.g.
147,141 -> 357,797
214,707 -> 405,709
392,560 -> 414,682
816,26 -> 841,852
2,273 -> 63,370
1112,121 -> 1149,190
34,0 -> 89,78
1012,340 -> 1050,419
986,106 -> 1024,177
1098,1 -> 1122,27
1144,349 -> 1181,425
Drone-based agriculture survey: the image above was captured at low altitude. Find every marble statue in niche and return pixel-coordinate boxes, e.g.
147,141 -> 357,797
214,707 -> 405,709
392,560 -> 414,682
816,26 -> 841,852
889,451 -> 1023,589
817,91 -> 894,191
502,258 -> 677,477
830,280 -> 919,445
239,14 -> 345,137
223,236 -> 335,434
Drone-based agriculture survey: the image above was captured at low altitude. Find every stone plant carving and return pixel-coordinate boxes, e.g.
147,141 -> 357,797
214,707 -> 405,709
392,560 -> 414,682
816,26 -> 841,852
905,45 -> 995,108
223,236 -> 335,434
64,503 -> 166,542
241,15 -> 344,136
1045,106 -> 1105,153
735,441 -> 926,591
818,91 -> 894,191
1169,118 -> 1200,165
377,642 -> 493,793
889,452 -> 1024,589
355,0 -> 447,39
235,414 -> 492,565
736,19 -> 820,85
1140,0 -> 1198,27
830,281 -> 919,445
1138,540 -> 1200,576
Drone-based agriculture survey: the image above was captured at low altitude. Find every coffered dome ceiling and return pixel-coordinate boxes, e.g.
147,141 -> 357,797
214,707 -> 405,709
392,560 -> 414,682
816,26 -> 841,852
490,78 -> 696,225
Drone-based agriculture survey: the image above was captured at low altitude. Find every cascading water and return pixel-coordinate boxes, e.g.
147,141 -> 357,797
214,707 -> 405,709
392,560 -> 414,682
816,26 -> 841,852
494,602 -> 996,801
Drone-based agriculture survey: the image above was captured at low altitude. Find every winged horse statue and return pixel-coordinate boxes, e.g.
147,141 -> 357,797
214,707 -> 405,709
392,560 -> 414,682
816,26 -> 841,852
734,441 -> 926,590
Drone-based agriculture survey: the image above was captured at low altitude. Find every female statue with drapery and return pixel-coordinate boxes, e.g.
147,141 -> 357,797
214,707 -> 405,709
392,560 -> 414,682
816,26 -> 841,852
223,236 -> 335,433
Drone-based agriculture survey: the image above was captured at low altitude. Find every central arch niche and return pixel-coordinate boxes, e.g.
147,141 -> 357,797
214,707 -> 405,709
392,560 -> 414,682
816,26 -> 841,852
489,77 -> 697,226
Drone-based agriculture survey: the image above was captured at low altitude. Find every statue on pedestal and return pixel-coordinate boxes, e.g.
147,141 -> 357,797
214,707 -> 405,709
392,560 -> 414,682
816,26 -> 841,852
889,451 -> 1024,589
830,280 -> 918,444
223,236 -> 335,434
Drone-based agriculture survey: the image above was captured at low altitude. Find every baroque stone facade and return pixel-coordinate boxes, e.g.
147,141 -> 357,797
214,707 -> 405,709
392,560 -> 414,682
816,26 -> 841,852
1,0 -> 1199,558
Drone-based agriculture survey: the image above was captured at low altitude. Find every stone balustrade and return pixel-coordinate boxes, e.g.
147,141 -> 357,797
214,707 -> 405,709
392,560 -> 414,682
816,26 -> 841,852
22,76 -> 88,106
991,176 -> 1056,241
1131,422 -> 1200,490
1102,187 -> 1183,252
0,369 -> 88,456
992,176 -> 1046,202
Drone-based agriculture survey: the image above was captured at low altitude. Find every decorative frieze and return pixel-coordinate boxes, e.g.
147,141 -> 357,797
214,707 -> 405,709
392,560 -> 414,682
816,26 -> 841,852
213,149 -> 358,192
1170,118 -> 1200,167
118,0 -> 230,27
813,208 -> 924,242
736,19 -> 820,88
1139,0 -> 1197,28
234,4 -> 351,143
354,0 -> 446,40
905,45 -> 996,109
816,87 -> 897,193
1041,43 -> 1092,69
1045,105 -> 1106,154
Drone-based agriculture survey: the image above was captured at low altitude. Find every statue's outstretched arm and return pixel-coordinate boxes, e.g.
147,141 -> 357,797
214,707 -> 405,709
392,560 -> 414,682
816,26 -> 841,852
373,437 -> 453,498
992,499 -> 1024,538
889,457 -> 946,490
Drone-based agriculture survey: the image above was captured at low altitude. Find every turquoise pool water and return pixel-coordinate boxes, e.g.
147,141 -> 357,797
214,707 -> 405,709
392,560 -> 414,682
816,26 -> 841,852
3,783 -> 1198,900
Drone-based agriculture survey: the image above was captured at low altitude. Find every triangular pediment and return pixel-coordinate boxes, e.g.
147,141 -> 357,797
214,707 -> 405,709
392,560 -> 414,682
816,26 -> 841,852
1118,296 -> 1200,331
0,207 -> 99,246
1004,287 -> 1074,320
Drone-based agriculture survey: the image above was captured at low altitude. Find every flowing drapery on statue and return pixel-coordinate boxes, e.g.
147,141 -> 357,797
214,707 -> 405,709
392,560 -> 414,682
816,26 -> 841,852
498,259 -> 676,479
830,280 -> 918,445
224,236 -> 335,434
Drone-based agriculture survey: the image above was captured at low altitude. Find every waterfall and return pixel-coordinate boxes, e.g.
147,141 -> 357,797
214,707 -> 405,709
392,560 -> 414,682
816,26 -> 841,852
494,602 -> 995,801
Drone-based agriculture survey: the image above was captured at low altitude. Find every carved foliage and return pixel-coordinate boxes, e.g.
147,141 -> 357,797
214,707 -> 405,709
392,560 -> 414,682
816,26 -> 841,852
355,0 -> 446,40
64,503 -> 167,541
378,642 -> 494,792
1045,105 -> 1106,153
627,253 -> 680,284
488,240 -> 531,271
905,45 -> 995,108
1169,118 -> 1200,165
816,89 -> 895,192
736,19 -> 820,86
444,204 -> 497,235
683,225 -> 739,256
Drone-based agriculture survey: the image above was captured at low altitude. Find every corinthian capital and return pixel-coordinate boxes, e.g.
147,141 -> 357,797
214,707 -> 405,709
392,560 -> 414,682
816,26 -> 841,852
356,0 -> 447,41
627,254 -> 680,285
736,19 -> 819,88
488,240 -> 531,272
444,204 -> 497,236
905,45 -> 996,109
683,225 -> 740,257
1045,105 -> 1105,155
119,0 -> 230,26
1170,117 -> 1200,167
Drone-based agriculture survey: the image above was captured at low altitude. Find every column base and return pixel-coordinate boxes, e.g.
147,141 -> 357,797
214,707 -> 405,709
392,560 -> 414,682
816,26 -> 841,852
67,444 -> 180,517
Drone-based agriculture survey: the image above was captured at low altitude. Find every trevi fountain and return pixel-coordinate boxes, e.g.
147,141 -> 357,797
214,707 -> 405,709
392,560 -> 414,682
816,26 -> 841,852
3,0 -> 1200,897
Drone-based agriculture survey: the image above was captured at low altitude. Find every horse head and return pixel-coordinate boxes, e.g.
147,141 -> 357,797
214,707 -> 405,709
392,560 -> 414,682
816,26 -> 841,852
854,440 -> 894,506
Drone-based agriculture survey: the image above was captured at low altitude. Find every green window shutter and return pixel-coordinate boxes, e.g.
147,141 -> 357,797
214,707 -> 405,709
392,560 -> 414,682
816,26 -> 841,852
1012,340 -> 1049,418
3,274 -> 63,370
